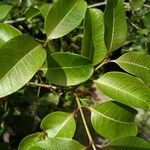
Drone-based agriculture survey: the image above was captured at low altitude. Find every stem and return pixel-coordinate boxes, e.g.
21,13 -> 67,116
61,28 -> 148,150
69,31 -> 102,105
88,2 -> 106,8
76,96 -> 96,150
27,82 -> 57,90
4,18 -> 25,24
95,59 -> 112,71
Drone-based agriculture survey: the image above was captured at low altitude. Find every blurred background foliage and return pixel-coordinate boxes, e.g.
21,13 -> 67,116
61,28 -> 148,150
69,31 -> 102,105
0,0 -> 150,149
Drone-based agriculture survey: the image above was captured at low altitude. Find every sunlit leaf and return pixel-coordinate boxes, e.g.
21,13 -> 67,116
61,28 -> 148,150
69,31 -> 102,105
41,111 -> 76,138
0,4 -> 12,21
45,0 -> 87,40
115,52 -> 150,86
0,23 -> 21,47
95,72 -> 150,109
0,35 -> 46,98
82,8 -> 107,65
90,101 -> 137,140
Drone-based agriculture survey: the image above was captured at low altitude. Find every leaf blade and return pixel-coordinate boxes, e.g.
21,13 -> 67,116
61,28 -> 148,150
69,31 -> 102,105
95,72 -> 150,109
90,101 -> 137,140
45,0 -> 87,40
82,8 -> 107,65
0,35 -> 46,98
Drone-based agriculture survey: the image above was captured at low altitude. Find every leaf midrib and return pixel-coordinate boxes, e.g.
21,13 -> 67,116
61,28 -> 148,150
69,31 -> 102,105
96,81 -> 149,107
0,45 -> 41,84
90,107 -> 134,125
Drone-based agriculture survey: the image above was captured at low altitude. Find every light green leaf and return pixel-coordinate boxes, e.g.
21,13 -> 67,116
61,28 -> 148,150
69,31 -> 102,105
43,52 -> 94,86
104,136 -> 150,150
130,0 -> 145,11
0,35 -> 46,98
41,111 -> 76,138
90,101 -> 137,140
82,8 -> 107,65
104,0 -> 127,52
45,0 -> 87,40
0,23 -> 21,47
31,137 -> 85,150
0,4 -> 12,21
95,72 -> 150,109
115,52 -> 150,86
39,3 -> 51,19
18,132 -> 41,150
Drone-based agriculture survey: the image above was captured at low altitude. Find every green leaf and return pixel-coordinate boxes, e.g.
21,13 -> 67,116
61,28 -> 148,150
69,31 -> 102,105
0,4 -> 12,21
104,0 -> 127,52
41,111 -> 76,138
39,3 -> 51,19
0,35 -> 46,98
0,23 -> 21,47
142,12 -> 150,29
45,0 -> 87,40
130,0 -> 145,11
82,8 -> 107,65
31,137 -> 85,150
18,132 -> 41,150
43,52 -> 94,86
95,72 -> 150,109
25,6 -> 41,21
104,136 -> 150,150
115,52 -> 150,86
90,101 -> 137,140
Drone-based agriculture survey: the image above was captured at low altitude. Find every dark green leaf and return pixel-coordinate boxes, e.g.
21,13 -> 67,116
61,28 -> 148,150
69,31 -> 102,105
130,0 -> 145,11
43,52 -> 94,86
90,101 -> 137,140
41,111 -> 76,138
115,52 -> 150,86
82,8 -> 107,65
104,136 -> 150,150
104,0 -> 127,52
0,23 -> 21,47
0,35 -> 46,98
45,0 -> 87,40
95,72 -> 150,109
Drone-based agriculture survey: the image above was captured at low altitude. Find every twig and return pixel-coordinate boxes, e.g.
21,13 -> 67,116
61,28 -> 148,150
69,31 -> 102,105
76,96 -> 96,150
27,82 -> 57,90
4,18 -> 26,24
88,2 -> 106,8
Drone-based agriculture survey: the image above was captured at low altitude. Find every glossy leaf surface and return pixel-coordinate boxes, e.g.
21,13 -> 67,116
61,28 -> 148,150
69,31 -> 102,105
0,23 -> 21,47
104,0 -> 127,52
0,35 -> 46,98
95,72 -> 150,109
44,52 -> 94,86
115,52 -> 150,86
41,111 -> 76,138
45,0 -> 87,40
104,136 -> 150,150
90,101 -> 137,140
82,8 -> 107,65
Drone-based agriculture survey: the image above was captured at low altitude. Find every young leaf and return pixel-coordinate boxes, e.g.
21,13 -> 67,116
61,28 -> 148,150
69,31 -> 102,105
41,111 -> 76,138
0,35 -> 46,98
43,52 -> 94,86
104,0 -> 127,52
115,52 -> 150,86
90,101 -> 137,140
104,136 -> 150,150
82,8 -> 107,65
30,137 -> 85,150
0,23 -> 21,47
18,132 -> 41,150
0,4 -> 12,21
95,72 -> 150,109
45,0 -> 87,40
